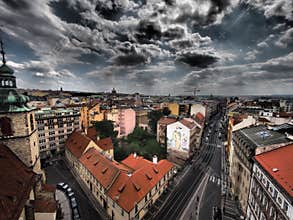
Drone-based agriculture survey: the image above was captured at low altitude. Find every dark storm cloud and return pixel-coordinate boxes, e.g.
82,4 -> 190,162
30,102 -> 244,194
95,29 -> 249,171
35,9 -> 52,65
176,52 -> 219,68
2,0 -> 31,10
113,53 -> 149,66
1,0 -> 293,94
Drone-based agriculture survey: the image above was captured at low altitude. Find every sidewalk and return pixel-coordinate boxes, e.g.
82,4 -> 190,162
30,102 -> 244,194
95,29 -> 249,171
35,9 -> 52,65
56,189 -> 72,220
64,159 -> 110,220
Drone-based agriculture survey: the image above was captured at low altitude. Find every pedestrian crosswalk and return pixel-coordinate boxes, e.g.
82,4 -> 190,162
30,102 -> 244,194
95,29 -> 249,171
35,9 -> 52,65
209,175 -> 221,186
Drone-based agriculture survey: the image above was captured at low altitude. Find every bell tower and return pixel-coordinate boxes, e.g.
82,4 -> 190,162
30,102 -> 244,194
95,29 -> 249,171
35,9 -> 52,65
0,40 -> 41,173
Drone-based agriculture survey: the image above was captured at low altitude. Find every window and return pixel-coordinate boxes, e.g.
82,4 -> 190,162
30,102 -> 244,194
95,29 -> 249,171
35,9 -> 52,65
284,201 -> 289,212
30,114 -> 34,131
121,209 -> 124,216
0,117 -> 14,136
135,204 -> 138,213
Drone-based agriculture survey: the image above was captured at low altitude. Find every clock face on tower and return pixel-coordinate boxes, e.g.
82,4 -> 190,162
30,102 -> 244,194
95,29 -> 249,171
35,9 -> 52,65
0,117 -> 14,137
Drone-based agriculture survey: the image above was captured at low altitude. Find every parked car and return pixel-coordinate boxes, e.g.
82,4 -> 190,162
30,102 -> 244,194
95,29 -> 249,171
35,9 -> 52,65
62,184 -> 69,191
70,197 -> 77,208
72,207 -> 81,220
56,182 -> 65,190
68,191 -> 75,198
66,187 -> 73,194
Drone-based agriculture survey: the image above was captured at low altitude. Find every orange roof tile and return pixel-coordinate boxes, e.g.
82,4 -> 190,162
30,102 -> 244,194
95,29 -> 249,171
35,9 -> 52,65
65,130 -> 92,158
254,143 -> 293,199
121,154 -> 153,171
180,119 -> 196,129
79,148 -> 120,189
31,199 -> 57,213
42,184 -> 56,193
108,159 -> 174,212
157,117 -> 177,125
0,144 -> 36,220
86,127 -> 98,140
96,137 -> 114,151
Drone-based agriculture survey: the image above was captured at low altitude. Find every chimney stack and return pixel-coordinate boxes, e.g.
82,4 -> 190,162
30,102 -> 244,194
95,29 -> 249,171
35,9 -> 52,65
152,155 -> 158,164
133,152 -> 137,158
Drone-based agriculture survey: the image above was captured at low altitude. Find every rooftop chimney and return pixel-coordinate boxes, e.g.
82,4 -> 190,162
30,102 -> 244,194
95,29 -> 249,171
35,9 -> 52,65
152,155 -> 158,164
133,152 -> 137,158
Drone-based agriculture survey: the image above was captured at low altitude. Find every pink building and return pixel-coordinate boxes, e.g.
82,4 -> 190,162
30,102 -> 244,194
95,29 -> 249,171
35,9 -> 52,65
105,108 -> 136,138
118,108 -> 136,137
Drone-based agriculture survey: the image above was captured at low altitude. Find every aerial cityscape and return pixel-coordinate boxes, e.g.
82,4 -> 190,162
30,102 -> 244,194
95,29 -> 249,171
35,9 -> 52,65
0,0 -> 293,220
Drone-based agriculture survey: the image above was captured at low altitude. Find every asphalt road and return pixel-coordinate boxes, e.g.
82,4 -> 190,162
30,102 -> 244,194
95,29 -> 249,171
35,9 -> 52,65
45,160 -> 103,220
153,112 -> 223,220
199,120 -> 223,220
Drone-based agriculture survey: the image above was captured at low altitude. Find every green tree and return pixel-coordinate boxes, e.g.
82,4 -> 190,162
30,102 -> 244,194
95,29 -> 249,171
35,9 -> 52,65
162,107 -> 171,116
148,110 -> 163,134
92,120 -> 118,138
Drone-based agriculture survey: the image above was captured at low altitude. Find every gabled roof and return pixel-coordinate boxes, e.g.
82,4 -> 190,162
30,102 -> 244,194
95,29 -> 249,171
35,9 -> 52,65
254,143 -> 293,199
65,130 -> 92,158
108,157 -> 174,212
79,148 -> 120,189
96,137 -> 114,151
180,119 -> 196,129
0,144 -> 36,220
194,112 -> 205,125
157,117 -> 177,125
31,199 -> 57,213
86,127 -> 98,140
121,154 -> 153,171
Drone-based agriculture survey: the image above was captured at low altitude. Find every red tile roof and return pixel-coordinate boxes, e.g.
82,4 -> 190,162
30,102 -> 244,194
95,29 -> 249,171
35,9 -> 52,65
157,117 -> 177,125
0,144 -> 36,220
31,199 -> 57,213
194,112 -> 205,125
79,148 -> 120,189
108,158 -> 174,212
254,143 -> 293,198
121,154 -> 153,170
65,130 -> 92,158
42,184 -> 56,193
86,127 -> 98,140
180,119 -> 196,129
79,149 -> 174,213
96,137 -> 114,151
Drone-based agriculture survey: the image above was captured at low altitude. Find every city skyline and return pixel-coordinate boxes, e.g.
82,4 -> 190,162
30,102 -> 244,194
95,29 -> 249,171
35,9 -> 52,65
0,0 -> 293,95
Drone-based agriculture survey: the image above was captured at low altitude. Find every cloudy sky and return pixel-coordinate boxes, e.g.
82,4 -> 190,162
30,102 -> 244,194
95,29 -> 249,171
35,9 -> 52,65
0,0 -> 293,95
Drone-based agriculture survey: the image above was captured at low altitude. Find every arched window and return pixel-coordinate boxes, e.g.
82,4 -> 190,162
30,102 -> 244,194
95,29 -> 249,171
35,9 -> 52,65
30,114 -> 34,131
0,117 -> 14,136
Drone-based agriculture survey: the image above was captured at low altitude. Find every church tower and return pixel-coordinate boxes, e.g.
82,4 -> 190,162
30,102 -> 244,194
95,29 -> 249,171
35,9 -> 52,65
0,40 -> 41,173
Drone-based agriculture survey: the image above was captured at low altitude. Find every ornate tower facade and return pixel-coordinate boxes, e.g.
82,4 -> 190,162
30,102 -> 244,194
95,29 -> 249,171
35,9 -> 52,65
0,40 -> 41,173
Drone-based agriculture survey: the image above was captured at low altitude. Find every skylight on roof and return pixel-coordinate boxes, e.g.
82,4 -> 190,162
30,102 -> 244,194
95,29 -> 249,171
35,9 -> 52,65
256,131 -> 271,139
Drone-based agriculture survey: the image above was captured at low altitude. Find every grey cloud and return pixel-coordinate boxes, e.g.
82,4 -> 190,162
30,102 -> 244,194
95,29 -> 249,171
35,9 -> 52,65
176,51 -> 219,68
276,28 -> 293,48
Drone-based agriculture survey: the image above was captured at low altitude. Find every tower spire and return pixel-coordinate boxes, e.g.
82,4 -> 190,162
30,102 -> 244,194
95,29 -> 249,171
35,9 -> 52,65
0,39 -> 6,65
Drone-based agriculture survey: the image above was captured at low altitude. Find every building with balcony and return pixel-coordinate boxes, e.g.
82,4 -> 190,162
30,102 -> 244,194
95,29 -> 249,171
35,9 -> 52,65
35,108 -> 80,160
230,125 -> 292,213
246,143 -> 293,220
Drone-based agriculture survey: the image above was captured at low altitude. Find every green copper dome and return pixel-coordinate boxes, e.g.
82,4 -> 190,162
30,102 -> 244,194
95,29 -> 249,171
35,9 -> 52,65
7,92 -> 17,103
0,64 -> 14,76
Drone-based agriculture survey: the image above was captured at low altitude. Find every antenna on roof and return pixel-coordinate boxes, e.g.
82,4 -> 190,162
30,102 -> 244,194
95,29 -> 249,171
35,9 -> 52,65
0,39 -> 6,65
0,25 -> 6,65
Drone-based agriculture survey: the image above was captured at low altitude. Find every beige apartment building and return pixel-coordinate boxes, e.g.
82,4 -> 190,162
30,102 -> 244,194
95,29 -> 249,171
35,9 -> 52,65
230,125 -> 291,213
65,136 -> 175,220
35,108 -> 80,160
